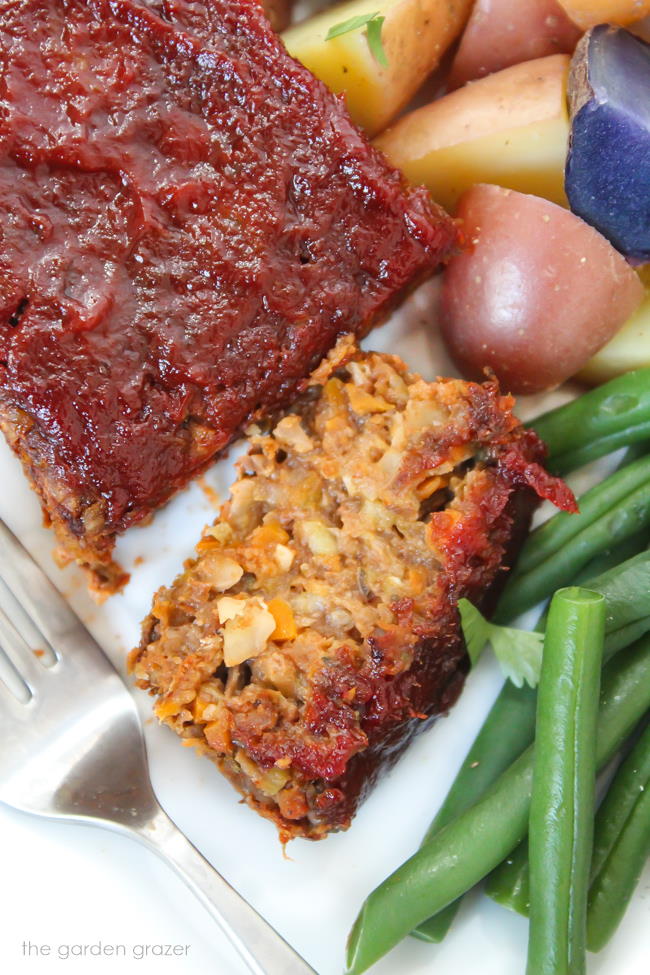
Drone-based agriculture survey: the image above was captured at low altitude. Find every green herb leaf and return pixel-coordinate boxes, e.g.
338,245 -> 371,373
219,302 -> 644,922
458,598 -> 491,667
488,626 -> 544,688
366,15 -> 387,68
325,11 -> 388,68
325,12 -> 379,40
458,598 -> 544,688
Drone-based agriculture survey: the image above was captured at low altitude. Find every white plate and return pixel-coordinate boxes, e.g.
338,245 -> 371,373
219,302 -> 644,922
0,280 -> 648,975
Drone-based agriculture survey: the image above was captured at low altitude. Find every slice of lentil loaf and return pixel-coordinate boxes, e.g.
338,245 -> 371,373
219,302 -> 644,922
130,338 -> 575,840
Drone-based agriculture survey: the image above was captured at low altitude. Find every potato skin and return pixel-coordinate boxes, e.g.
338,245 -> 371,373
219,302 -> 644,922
447,0 -> 580,90
566,26 -> 650,264
440,184 -> 645,394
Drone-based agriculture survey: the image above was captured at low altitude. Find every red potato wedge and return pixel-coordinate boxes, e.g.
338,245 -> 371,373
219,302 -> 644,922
448,0 -> 581,90
440,184 -> 645,394
556,0 -> 650,30
375,55 -> 570,211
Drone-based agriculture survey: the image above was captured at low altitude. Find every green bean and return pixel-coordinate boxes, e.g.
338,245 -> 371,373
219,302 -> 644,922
494,456 -> 650,622
486,550 -> 650,915
601,618 -> 650,658
488,723 -> 650,934
573,531 -> 650,586
528,368 -> 650,474
540,440 -> 649,588
554,550 -> 650,659
515,457 -> 650,578
345,636 -> 650,975
551,442 -> 650,587
590,721 -> 650,878
411,550 -> 650,941
485,838 -> 530,916
479,452 -> 650,921
587,721 -> 650,952
411,681 -> 537,942
486,724 -> 650,924
527,589 -> 605,975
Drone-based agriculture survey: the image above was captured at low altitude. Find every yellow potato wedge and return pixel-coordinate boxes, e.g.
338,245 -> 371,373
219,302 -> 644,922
282,0 -> 473,137
374,54 -> 570,211
556,1 -> 650,30
579,269 -> 650,383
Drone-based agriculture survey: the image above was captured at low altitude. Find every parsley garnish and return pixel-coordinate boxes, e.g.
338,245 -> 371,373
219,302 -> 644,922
325,12 -> 388,68
365,15 -> 388,68
458,598 -> 544,688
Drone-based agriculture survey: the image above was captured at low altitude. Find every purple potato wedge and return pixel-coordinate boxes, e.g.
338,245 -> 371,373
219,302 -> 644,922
565,25 -> 650,263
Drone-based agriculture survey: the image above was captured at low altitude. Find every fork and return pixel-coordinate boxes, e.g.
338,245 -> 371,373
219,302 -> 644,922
0,518 -> 316,975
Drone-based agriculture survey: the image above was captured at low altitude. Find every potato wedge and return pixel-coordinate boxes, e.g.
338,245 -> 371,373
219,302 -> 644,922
375,55 -> 570,211
448,0 -> 580,89
440,185 -> 644,394
579,270 -> 650,383
282,0 -> 472,137
556,1 -> 650,30
565,26 -> 650,263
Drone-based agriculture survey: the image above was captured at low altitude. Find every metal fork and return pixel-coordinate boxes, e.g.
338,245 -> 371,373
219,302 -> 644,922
0,518 -> 315,975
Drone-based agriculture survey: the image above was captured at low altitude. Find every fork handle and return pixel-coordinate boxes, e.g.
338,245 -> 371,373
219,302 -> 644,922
136,808 -> 316,975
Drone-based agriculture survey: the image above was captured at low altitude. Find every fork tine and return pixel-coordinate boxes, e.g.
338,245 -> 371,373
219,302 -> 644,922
0,642 -> 31,709
0,577 -> 56,665
0,679 -> 31,720
0,603 -> 47,693
0,519 -> 90,660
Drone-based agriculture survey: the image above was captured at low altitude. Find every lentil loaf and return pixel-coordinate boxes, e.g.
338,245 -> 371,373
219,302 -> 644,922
130,339 -> 575,840
0,0 -> 455,596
